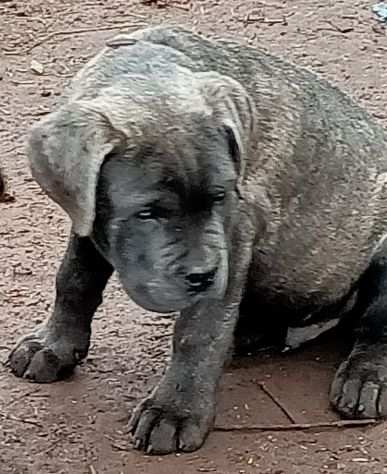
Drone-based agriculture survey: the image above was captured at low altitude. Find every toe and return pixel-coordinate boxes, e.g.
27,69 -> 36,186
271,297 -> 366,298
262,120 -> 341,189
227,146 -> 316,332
148,418 -> 178,454
131,409 -> 159,451
128,400 -> 148,435
330,369 -> 346,407
8,340 -> 42,377
179,421 -> 207,452
24,349 -> 62,383
335,378 -> 362,418
356,381 -> 380,419
377,386 -> 387,417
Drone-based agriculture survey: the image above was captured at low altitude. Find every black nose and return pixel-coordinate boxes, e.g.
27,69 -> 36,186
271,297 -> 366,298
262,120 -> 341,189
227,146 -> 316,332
185,268 -> 217,293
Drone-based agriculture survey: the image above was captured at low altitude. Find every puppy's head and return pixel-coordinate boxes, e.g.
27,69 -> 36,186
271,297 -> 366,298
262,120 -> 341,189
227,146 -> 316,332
28,69 -> 255,313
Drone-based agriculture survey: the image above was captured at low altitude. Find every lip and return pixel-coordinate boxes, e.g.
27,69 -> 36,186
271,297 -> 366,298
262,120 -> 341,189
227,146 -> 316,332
128,289 -> 192,314
120,273 -> 227,313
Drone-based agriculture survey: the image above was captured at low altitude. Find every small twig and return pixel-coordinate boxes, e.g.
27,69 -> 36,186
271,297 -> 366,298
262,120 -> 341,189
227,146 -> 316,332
116,11 -> 148,21
25,22 -> 147,53
5,386 -> 42,407
141,0 -> 168,7
141,321 -> 172,327
322,20 -> 354,34
32,108 -> 51,116
151,333 -> 173,340
89,465 -> 97,474
110,441 -> 130,452
242,14 -> 288,26
244,15 -> 265,24
2,145 -> 24,155
105,434 -> 130,452
255,1 -> 286,7
10,79 -> 35,86
3,413 -> 44,429
263,17 -> 288,25
258,381 -> 297,424
214,419 -> 378,433
173,3 -> 191,11
35,439 -> 62,456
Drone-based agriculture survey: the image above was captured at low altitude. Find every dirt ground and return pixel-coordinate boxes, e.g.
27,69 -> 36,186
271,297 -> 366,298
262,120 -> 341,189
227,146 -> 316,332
2,0 -> 387,472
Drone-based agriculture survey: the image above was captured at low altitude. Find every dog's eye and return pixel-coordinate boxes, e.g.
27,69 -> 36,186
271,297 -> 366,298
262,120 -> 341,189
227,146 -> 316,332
136,208 -> 158,220
136,206 -> 169,221
212,191 -> 226,203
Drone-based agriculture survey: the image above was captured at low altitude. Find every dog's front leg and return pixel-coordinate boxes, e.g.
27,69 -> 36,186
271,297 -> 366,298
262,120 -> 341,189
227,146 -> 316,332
7,232 -> 113,382
129,234 -> 253,455
129,299 -> 238,454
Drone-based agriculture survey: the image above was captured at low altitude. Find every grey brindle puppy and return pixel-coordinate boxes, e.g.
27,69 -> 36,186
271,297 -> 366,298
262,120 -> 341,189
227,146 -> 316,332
8,25 -> 387,454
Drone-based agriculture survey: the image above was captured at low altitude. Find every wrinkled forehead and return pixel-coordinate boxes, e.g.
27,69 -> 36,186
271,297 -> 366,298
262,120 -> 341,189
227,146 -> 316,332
104,121 -> 237,206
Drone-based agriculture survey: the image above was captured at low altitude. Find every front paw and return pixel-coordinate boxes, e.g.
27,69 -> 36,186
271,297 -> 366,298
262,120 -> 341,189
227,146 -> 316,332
330,344 -> 387,419
7,323 -> 90,383
129,385 -> 216,454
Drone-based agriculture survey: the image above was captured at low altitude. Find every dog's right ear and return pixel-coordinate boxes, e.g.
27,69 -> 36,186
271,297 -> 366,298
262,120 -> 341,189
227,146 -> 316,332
195,72 -> 256,184
28,100 -> 126,237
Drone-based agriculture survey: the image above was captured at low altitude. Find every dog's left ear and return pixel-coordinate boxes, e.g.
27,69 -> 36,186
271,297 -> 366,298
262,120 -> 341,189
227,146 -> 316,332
196,72 -> 256,180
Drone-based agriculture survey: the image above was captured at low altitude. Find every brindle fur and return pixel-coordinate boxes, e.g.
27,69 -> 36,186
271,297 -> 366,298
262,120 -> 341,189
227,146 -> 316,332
8,26 -> 387,454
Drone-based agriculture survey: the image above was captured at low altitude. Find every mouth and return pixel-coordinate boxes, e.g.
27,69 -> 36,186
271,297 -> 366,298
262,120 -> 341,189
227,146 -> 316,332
119,263 -> 228,314
128,281 -> 226,314
128,287 -> 192,314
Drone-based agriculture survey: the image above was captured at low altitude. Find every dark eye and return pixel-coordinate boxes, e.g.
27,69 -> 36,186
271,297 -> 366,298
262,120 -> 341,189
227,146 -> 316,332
136,208 -> 157,220
136,206 -> 169,221
212,191 -> 226,203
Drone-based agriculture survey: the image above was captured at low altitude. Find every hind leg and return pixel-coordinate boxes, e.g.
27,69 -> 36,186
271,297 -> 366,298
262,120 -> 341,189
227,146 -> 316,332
330,243 -> 387,419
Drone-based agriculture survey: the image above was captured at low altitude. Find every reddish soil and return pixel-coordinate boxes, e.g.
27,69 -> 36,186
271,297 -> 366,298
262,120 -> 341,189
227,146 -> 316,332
2,1 -> 387,473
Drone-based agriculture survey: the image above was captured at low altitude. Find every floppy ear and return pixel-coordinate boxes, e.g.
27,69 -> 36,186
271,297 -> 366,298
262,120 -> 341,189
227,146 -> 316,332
27,100 -> 126,237
195,72 -> 256,180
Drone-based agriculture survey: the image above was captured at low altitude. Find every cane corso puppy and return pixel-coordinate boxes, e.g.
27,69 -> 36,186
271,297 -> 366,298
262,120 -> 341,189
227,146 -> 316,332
8,25 -> 387,454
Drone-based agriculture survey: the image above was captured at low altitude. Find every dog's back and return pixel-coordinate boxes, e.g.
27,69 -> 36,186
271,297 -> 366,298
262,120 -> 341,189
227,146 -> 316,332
65,25 -> 387,308
85,26 -> 387,307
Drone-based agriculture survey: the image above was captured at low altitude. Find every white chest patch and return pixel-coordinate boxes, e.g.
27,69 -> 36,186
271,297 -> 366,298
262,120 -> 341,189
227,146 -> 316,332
283,318 -> 340,351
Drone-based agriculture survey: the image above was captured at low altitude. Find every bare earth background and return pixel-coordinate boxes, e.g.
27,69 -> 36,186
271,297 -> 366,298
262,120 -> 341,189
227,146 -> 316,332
2,1 -> 387,473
